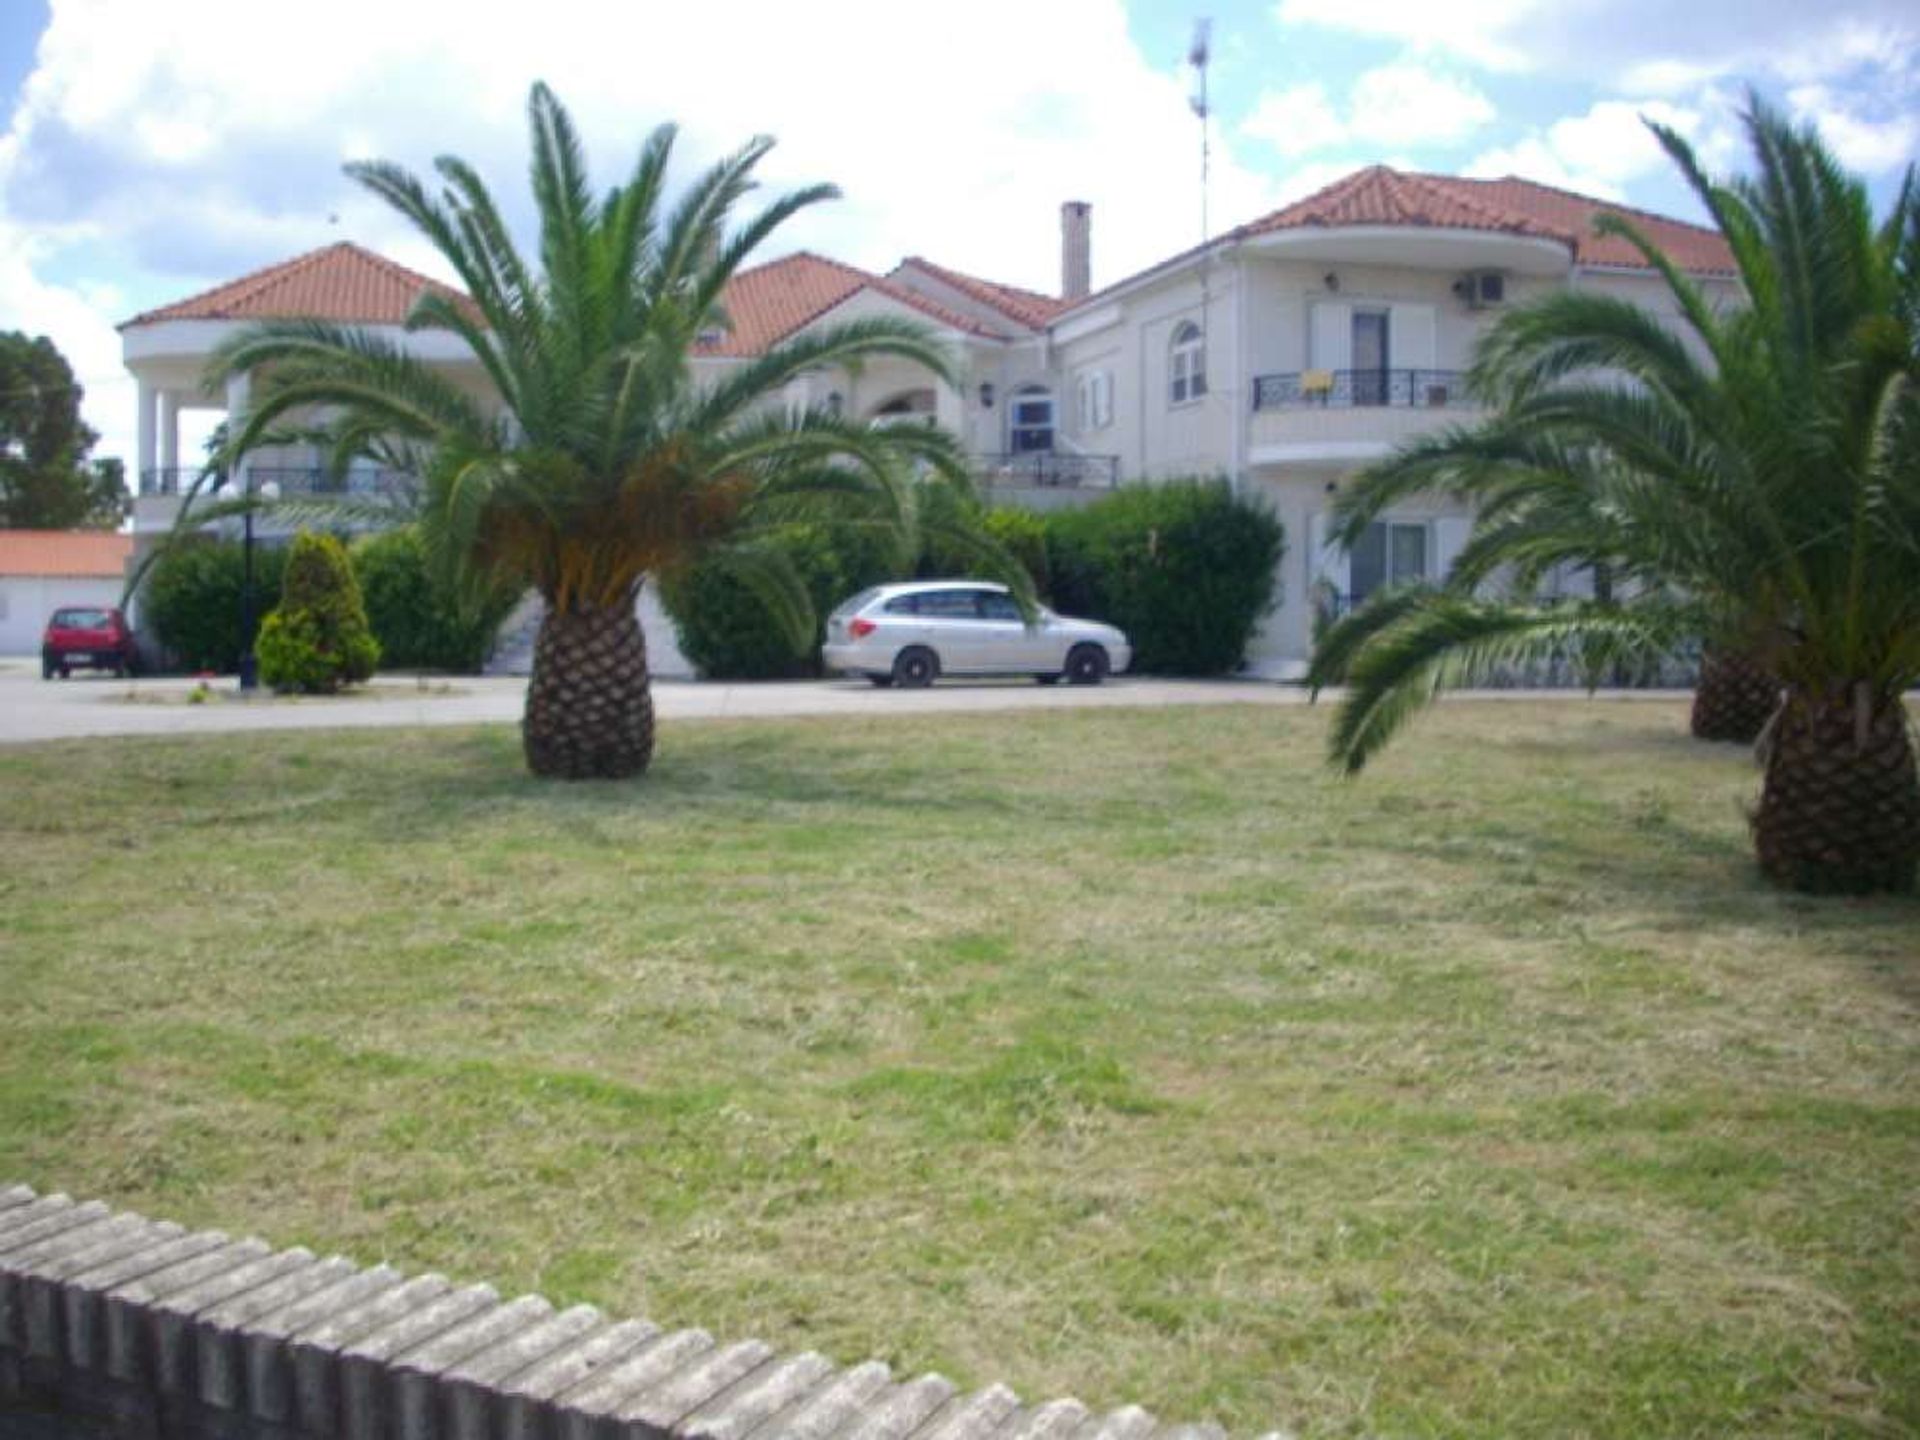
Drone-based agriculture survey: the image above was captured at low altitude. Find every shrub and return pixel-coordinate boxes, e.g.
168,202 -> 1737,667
256,531 -> 379,692
919,503 -> 1051,597
1046,479 -> 1284,675
142,538 -> 288,672
353,526 -> 519,673
662,523 -> 898,679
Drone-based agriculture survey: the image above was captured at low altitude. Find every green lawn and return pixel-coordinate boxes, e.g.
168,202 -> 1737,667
2,701 -> 1914,1437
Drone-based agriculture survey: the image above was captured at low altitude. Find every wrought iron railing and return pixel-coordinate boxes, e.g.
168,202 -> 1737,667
1251,369 -> 1471,411
974,452 -> 1121,489
138,466 -> 416,499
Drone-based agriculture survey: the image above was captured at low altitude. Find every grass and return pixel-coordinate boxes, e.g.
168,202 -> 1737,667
1,700 -> 1915,1437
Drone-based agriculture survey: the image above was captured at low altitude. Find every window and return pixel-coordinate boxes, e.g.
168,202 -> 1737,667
915,590 -> 980,619
977,591 -> 1022,621
1010,386 -> 1054,453
1075,369 -> 1113,431
1349,522 -> 1428,605
1169,322 -> 1207,404
1351,310 -> 1389,406
882,594 -> 920,615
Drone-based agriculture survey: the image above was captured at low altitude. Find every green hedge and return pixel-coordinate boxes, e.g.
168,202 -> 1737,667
256,531 -> 379,693
1046,479 -> 1284,675
661,523 -> 900,680
353,527 -> 520,673
659,479 -> 1284,681
142,538 -> 288,672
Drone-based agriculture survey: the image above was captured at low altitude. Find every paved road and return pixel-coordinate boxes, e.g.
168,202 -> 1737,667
0,659 -> 1691,747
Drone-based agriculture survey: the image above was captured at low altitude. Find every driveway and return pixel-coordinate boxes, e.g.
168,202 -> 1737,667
0,660 -> 1318,745
0,660 -> 1693,746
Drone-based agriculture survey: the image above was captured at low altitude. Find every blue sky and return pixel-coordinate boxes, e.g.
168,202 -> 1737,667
1,0 -> 1913,464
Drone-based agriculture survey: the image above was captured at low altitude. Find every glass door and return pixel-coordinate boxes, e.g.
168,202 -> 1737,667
1351,310 -> 1389,406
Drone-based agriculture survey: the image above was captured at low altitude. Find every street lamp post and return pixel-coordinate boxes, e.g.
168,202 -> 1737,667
237,474 -> 280,691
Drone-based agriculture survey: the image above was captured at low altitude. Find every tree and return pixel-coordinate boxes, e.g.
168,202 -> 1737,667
255,531 -> 380,693
0,332 -> 129,529
212,84 -> 1017,779
1308,97 -> 1920,895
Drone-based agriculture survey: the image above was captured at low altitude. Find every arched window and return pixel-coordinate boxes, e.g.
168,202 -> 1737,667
1009,385 -> 1054,453
1169,321 -> 1207,404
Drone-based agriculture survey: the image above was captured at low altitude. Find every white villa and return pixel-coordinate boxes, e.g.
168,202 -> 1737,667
121,165 -> 1737,678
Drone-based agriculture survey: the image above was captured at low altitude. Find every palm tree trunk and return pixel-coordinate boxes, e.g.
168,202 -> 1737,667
522,597 -> 655,779
1753,683 -> 1919,894
1690,647 -> 1780,743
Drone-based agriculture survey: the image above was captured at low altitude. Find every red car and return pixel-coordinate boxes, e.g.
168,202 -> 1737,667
42,606 -> 139,679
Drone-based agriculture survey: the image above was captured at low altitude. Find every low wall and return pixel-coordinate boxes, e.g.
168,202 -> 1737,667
0,1184 -> 1287,1439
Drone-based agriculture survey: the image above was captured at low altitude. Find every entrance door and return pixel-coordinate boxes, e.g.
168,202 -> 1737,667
1351,311 -> 1389,406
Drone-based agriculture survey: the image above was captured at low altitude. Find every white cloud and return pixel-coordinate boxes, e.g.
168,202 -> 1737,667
1242,62 -> 1493,158
1467,97 -> 1741,202
2,0 -> 1297,465
1273,0 -> 1919,94
1349,64 -> 1496,146
1241,84 -> 1346,158
1786,85 -> 1918,172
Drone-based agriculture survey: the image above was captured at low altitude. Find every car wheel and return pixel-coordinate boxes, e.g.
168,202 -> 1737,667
891,647 -> 938,689
41,657 -> 54,680
58,666 -> 71,680
1065,644 -> 1109,686
867,674 -> 894,688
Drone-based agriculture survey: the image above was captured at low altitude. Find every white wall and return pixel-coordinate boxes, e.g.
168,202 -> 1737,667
0,576 -> 125,655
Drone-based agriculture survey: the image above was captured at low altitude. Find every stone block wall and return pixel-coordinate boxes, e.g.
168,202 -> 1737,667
0,1184 -> 1288,1439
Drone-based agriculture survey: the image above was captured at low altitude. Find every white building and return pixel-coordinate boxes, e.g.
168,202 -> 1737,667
0,531 -> 133,656
121,165 -> 1736,678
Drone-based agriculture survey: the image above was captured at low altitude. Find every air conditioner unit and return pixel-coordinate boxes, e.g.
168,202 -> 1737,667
1453,271 -> 1506,309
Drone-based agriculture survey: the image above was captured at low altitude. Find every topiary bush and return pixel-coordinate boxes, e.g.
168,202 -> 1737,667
256,530 -> 380,692
1045,479 -> 1284,674
142,538 -> 287,672
661,522 -> 899,679
353,526 -> 519,673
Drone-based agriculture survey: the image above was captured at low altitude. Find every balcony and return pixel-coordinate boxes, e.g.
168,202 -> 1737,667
973,452 -> 1119,490
138,466 -> 418,499
1247,369 -> 1478,466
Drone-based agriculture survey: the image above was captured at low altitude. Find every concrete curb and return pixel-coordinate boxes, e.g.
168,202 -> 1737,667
0,1184 -> 1291,1438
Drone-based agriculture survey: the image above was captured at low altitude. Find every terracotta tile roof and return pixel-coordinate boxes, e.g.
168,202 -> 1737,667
0,529 -> 132,578
1056,166 -> 1736,320
894,257 -> 1070,330
121,242 -> 472,328
695,251 -> 1002,356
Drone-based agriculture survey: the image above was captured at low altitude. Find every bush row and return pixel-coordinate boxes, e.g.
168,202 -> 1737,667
142,526 -> 515,674
665,479 -> 1284,678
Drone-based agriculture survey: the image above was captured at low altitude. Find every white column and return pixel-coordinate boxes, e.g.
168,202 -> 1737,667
934,377 -> 964,440
158,392 -> 180,477
135,379 -> 156,492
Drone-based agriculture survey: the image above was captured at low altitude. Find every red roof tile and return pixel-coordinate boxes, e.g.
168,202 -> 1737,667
1058,166 -> 1736,318
894,257 -> 1070,331
0,530 -> 132,578
696,251 -> 1002,356
121,242 -> 471,328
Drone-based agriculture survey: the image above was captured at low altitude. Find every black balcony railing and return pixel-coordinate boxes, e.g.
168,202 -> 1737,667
1251,369 -> 1471,411
139,466 -> 417,499
974,452 -> 1120,489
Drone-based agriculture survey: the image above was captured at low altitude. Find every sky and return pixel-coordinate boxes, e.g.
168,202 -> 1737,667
1,0 -> 1914,469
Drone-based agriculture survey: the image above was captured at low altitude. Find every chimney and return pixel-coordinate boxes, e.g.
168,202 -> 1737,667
1060,201 -> 1091,301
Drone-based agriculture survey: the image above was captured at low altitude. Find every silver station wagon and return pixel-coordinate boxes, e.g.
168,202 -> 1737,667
822,581 -> 1132,688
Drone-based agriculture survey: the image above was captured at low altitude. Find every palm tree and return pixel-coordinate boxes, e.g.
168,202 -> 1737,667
211,84 -> 1011,779
1308,97 -> 1920,894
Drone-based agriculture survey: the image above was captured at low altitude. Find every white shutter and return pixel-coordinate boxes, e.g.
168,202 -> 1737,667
1310,303 -> 1351,371
1389,304 -> 1437,371
1433,516 -> 1472,586
1308,511 -> 1351,593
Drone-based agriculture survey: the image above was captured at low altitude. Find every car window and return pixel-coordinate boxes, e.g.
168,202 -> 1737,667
882,594 -> 919,615
51,609 -> 111,628
830,588 -> 882,621
977,592 -> 1021,621
913,591 -> 978,619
